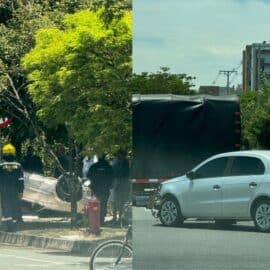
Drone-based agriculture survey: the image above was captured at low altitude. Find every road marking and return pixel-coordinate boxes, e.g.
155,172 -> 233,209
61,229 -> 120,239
14,264 -> 49,268
0,253 -> 67,265
16,256 -> 67,265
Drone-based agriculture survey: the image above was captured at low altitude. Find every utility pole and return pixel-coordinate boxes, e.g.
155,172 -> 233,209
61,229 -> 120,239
219,70 -> 237,95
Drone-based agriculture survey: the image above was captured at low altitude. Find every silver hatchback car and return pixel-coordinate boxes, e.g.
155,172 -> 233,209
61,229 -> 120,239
156,150 -> 270,232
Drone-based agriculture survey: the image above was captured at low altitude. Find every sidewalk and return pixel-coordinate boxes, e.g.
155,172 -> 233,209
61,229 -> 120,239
0,215 -> 126,255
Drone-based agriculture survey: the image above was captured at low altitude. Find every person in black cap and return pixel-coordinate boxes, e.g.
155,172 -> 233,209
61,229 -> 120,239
0,143 -> 24,232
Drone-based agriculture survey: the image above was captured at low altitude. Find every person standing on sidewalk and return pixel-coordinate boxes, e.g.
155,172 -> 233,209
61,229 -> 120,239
82,155 -> 97,178
112,149 -> 130,223
0,143 -> 24,232
87,154 -> 113,225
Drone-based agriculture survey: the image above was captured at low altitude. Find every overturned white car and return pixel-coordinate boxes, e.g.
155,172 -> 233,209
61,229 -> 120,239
22,172 -> 91,215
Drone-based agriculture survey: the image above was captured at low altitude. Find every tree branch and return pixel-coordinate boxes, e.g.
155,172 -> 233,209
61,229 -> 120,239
0,73 -> 66,176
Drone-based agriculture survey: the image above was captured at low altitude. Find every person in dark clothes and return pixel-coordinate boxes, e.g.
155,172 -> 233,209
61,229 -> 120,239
87,154 -> 114,225
0,143 -> 24,232
22,146 -> 44,174
112,149 -> 130,223
53,145 -> 69,178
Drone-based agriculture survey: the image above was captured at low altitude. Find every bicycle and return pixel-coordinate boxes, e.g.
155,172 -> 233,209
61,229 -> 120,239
89,202 -> 132,270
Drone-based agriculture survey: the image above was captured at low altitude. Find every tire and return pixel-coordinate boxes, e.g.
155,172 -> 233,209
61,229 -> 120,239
55,175 -> 82,202
253,199 -> 270,232
89,240 -> 133,270
159,196 -> 183,226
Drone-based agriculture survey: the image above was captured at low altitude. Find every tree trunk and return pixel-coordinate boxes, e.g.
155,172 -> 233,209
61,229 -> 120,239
70,173 -> 78,229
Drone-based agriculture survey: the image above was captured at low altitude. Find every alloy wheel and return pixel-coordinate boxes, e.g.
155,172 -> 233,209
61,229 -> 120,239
255,203 -> 270,231
160,199 -> 178,225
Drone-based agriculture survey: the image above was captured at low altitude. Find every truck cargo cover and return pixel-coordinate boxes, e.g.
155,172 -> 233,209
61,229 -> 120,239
132,95 -> 241,178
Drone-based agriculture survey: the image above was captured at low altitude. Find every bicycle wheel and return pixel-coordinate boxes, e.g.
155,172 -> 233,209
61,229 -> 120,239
89,240 -> 132,270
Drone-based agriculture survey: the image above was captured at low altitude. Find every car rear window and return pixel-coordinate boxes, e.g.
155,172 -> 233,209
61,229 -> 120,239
229,156 -> 265,176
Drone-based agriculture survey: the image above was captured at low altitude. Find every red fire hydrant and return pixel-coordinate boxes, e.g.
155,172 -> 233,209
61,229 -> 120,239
83,196 -> 101,235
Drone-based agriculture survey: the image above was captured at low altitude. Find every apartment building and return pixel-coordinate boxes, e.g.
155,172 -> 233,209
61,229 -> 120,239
243,43 -> 270,91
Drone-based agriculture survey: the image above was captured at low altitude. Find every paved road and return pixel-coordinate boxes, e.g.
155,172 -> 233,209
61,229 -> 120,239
0,245 -> 90,270
133,207 -> 270,270
0,240 -> 132,270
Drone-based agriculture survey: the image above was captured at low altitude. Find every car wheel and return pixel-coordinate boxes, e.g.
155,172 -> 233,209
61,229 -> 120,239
56,175 -> 82,202
253,199 -> 270,232
159,196 -> 183,226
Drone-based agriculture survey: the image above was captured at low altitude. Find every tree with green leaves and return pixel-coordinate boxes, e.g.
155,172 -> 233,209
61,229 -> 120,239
22,8 -> 132,156
0,0 -> 66,156
0,0 -> 131,155
130,67 -> 196,95
0,0 -> 131,228
240,81 -> 270,150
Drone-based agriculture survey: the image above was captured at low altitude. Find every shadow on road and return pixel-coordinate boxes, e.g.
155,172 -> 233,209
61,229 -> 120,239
153,221 -> 261,233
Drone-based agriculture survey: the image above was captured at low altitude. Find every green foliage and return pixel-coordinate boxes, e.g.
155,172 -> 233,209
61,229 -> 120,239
23,9 -> 132,154
130,67 -> 196,95
76,214 -> 89,227
91,0 -> 132,25
0,1 -> 130,154
0,0 -> 131,227
240,83 -> 270,149
0,1 -> 59,152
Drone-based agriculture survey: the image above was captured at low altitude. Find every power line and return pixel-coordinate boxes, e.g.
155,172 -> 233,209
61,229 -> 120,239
212,60 -> 242,86
219,70 -> 237,95
233,61 -> 242,72
212,73 -> 221,85
228,61 -> 242,83
229,71 -> 240,85
230,73 -> 238,84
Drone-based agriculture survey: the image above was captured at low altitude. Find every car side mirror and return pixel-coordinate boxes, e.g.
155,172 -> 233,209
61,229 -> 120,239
186,171 -> 195,180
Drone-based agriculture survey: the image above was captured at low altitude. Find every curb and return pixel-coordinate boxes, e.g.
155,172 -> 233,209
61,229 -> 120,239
0,231 -> 121,255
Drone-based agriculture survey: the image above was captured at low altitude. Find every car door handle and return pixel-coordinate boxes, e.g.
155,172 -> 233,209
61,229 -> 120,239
249,182 -> 257,188
213,185 -> 221,190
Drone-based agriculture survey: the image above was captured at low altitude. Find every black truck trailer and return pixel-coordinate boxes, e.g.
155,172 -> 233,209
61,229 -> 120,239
132,94 -> 241,206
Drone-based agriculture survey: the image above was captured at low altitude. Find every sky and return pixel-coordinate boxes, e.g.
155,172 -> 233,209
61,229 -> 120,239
133,0 -> 270,89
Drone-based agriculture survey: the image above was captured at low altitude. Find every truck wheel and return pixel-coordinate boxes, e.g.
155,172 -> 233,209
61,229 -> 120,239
253,199 -> 270,232
159,196 -> 183,226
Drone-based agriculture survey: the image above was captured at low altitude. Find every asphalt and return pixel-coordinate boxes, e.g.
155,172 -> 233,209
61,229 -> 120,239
0,245 -> 90,270
133,207 -> 270,270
